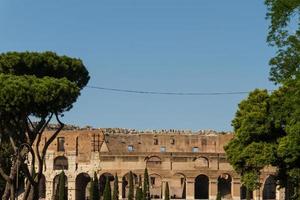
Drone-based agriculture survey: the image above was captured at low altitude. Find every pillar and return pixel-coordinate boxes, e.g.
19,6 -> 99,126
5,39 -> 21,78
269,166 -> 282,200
209,178 -> 218,200
186,177 -> 195,200
118,180 -> 123,200
68,177 -> 76,200
232,179 -> 241,200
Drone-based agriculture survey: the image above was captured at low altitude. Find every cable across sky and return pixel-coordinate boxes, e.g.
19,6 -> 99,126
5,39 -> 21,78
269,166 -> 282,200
87,85 -> 273,96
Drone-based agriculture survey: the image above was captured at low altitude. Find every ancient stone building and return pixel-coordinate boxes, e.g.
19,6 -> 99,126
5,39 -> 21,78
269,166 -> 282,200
36,128 -> 282,200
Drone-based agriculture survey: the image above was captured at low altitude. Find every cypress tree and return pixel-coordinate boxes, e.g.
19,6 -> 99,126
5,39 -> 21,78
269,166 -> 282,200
112,174 -> 119,200
164,182 -> 170,200
135,186 -> 143,200
89,178 -> 95,200
93,172 -> 100,200
216,191 -> 221,200
103,176 -> 112,200
128,171 -> 134,200
58,171 -> 66,200
143,168 -> 150,200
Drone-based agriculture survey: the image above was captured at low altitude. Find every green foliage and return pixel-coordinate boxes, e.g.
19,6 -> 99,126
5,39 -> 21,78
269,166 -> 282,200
143,168 -> 150,200
164,182 -> 170,200
128,171 -> 134,200
0,51 -> 89,89
89,179 -> 95,200
264,0 -> 300,83
112,174 -> 119,200
216,191 -> 221,200
0,140 -> 13,196
103,177 -> 112,200
93,172 -> 100,200
135,186 -> 143,200
58,171 -> 66,200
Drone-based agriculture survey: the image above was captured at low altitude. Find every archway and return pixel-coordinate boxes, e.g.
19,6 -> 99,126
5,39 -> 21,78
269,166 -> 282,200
194,174 -> 209,199
217,173 -> 232,199
146,156 -> 162,168
263,175 -> 276,200
240,185 -> 253,200
53,156 -> 68,170
171,173 -> 186,199
53,174 -> 68,200
38,174 -> 46,199
122,172 -> 138,198
75,173 -> 91,200
99,173 -> 115,197
149,174 -> 162,199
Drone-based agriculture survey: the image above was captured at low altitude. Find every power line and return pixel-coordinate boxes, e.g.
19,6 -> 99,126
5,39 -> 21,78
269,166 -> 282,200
87,85 -> 273,96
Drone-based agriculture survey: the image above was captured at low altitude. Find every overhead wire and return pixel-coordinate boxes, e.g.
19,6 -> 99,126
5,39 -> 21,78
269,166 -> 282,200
86,85 -> 274,96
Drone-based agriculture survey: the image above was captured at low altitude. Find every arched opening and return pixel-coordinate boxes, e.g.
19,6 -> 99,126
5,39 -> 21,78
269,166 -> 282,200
194,174 -> 209,199
53,156 -> 68,170
149,174 -> 162,199
53,174 -> 68,200
99,173 -> 115,197
146,156 -> 162,168
38,174 -> 46,199
217,173 -> 232,199
194,157 -> 209,168
122,172 -> 138,198
240,185 -> 253,200
75,173 -> 91,200
172,173 -> 186,199
263,175 -> 276,200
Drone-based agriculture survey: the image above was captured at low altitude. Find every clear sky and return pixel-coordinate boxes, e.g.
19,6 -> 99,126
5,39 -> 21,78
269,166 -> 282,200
0,0 -> 276,131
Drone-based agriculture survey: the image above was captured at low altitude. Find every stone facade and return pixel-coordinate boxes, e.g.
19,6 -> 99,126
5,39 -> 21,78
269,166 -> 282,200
36,129 -> 282,200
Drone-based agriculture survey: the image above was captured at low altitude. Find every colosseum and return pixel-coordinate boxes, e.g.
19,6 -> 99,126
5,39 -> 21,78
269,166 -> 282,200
37,128 -> 283,200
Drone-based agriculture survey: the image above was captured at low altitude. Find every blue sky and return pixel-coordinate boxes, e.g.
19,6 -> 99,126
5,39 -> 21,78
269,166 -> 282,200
0,0 -> 276,131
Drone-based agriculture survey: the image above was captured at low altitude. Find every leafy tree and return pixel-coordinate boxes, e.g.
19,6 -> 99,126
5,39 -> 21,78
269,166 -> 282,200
143,168 -> 150,200
103,177 -> 112,200
58,171 -> 67,200
0,51 -> 89,200
225,89 -> 277,192
128,171 -> 134,200
265,0 -> 300,83
112,174 -> 119,200
164,182 -> 170,200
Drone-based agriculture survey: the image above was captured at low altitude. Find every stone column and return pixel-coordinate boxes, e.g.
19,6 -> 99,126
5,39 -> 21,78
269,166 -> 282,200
253,187 -> 263,200
46,178 -> 53,200
185,177 -> 195,200
209,178 -> 218,200
118,180 -> 123,200
68,176 -> 76,200
232,179 -> 241,200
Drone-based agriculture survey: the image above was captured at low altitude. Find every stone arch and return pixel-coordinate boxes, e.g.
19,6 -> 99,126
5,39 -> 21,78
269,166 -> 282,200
194,157 -> 209,168
240,185 -> 253,200
122,172 -> 138,198
146,156 -> 162,168
172,173 -> 186,199
38,174 -> 46,199
53,156 -> 68,170
194,174 -> 209,199
263,175 -> 276,200
53,173 -> 68,200
99,173 -> 115,197
217,173 -> 232,199
149,173 -> 162,199
75,173 -> 91,200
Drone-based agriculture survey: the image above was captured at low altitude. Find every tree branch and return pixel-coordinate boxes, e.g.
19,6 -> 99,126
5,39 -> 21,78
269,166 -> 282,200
0,164 -> 10,182
41,113 -> 64,161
